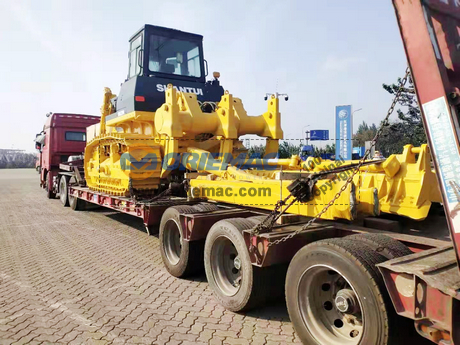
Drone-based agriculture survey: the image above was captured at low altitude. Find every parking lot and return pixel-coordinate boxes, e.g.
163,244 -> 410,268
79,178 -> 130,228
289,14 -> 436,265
0,169 -> 302,345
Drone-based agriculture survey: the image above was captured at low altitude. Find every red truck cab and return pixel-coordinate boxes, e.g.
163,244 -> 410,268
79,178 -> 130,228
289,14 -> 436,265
35,113 -> 99,198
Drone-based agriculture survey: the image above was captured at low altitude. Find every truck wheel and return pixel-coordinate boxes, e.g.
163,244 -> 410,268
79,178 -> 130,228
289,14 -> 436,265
69,192 -> 86,211
286,238 -> 397,345
159,206 -> 203,278
204,218 -> 273,312
59,175 -> 71,207
348,233 -> 412,259
46,173 -> 56,199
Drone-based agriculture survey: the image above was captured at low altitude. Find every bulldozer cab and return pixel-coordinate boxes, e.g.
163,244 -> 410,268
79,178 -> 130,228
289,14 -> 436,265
112,24 -> 222,116
127,25 -> 205,83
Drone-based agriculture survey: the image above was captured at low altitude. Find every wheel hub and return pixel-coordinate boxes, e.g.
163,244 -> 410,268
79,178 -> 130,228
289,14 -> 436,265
335,289 -> 359,314
297,266 -> 364,344
234,256 -> 241,270
210,236 -> 242,296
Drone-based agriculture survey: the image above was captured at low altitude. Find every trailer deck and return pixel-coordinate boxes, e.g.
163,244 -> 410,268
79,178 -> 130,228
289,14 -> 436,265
70,183 -> 449,266
69,185 -> 198,234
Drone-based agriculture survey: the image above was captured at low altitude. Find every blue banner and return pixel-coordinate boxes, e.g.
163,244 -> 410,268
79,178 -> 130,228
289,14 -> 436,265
310,130 -> 329,141
335,105 -> 353,160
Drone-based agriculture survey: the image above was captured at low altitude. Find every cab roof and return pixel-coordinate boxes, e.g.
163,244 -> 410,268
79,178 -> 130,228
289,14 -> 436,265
129,24 -> 203,42
44,113 -> 99,128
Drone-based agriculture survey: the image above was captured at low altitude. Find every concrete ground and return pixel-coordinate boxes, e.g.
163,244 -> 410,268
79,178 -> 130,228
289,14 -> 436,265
0,169 -> 435,345
0,169 -> 301,345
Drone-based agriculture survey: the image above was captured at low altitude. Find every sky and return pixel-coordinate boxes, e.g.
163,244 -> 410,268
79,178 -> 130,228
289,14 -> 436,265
0,0 -> 407,152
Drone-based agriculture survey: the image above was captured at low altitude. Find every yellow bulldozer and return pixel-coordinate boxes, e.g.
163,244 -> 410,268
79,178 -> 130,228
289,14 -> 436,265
84,24 -> 441,223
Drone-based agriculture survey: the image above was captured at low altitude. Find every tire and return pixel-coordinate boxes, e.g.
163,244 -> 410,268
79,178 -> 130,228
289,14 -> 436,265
69,192 -> 86,211
348,233 -> 413,260
159,206 -> 204,278
192,203 -> 220,212
59,175 -> 71,207
204,218 -> 283,312
245,215 -> 270,226
46,173 -> 56,199
286,238 -> 400,345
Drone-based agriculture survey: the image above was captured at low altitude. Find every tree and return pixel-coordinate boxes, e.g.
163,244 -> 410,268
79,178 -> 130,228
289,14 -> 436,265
247,144 -> 265,158
314,143 -> 335,157
377,75 -> 427,156
278,141 -> 301,158
246,141 -> 301,159
353,121 -> 377,147
0,151 -> 36,169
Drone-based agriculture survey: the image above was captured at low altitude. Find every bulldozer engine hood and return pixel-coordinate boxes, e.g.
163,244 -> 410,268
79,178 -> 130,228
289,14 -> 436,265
111,75 -> 224,118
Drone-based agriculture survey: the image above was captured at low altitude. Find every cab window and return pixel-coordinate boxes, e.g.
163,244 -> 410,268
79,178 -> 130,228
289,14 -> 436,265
65,132 -> 86,142
148,34 -> 201,78
129,35 -> 142,78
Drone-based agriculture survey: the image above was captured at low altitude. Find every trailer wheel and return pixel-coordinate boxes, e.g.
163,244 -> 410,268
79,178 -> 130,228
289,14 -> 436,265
69,192 -> 86,211
46,173 -> 55,199
159,206 -> 203,278
348,233 -> 412,259
286,238 -> 397,345
192,203 -> 219,213
204,218 -> 275,312
59,175 -> 71,207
